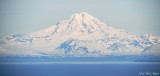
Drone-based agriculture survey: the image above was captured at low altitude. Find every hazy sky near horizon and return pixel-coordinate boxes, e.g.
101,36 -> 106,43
0,0 -> 160,36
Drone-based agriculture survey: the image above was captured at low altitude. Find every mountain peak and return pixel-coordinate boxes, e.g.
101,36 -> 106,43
69,12 -> 95,22
74,12 -> 93,17
79,12 -> 94,18
62,12 -> 108,35
1,12 -> 160,57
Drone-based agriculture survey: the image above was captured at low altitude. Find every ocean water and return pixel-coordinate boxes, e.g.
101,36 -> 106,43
0,62 -> 160,76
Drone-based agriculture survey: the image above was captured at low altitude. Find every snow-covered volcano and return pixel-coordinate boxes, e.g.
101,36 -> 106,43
0,12 -> 160,56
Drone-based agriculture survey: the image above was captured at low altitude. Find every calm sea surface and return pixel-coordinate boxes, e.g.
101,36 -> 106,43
0,62 -> 160,76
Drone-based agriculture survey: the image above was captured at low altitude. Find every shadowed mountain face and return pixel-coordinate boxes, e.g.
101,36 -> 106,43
0,12 -> 160,57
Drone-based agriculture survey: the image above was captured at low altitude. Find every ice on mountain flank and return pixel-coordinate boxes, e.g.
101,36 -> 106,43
0,12 -> 160,56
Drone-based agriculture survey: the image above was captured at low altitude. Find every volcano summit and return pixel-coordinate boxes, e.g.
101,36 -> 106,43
0,12 -> 160,57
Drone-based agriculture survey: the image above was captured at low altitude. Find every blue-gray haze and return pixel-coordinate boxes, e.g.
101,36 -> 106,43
0,0 -> 160,36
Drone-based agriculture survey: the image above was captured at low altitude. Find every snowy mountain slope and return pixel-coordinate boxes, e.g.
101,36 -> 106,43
0,12 -> 160,57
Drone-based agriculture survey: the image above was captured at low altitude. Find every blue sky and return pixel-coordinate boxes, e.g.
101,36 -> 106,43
0,0 -> 160,36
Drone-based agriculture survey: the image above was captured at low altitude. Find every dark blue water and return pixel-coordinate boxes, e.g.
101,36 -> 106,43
0,63 -> 160,76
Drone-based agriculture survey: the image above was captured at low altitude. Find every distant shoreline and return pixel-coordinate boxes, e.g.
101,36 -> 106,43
0,62 -> 160,64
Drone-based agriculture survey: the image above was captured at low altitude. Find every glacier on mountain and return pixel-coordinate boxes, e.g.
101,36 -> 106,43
0,12 -> 160,57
